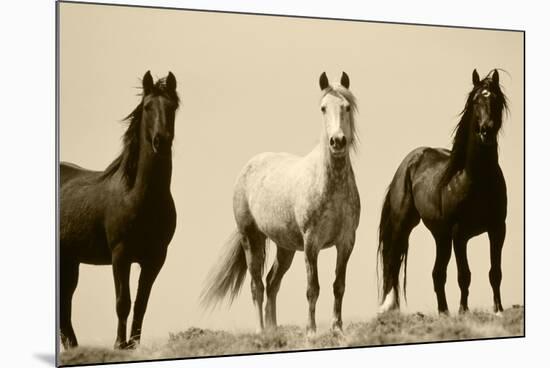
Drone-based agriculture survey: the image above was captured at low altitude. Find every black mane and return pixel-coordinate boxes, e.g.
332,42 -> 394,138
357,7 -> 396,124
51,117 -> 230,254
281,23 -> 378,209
439,70 -> 508,187
100,76 -> 180,187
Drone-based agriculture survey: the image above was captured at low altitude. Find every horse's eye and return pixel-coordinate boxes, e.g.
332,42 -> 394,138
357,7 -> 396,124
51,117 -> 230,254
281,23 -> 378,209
321,106 -> 326,113
481,89 -> 491,98
345,105 -> 351,112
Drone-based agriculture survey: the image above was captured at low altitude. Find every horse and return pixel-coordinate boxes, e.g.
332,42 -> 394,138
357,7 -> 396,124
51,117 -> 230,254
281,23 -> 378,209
59,71 -> 180,350
201,72 -> 360,335
377,69 -> 509,316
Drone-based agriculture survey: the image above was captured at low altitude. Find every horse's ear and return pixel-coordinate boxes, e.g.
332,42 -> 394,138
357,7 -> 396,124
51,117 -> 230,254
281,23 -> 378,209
143,71 -> 154,94
340,72 -> 350,89
491,69 -> 499,85
472,69 -> 480,86
166,71 -> 177,91
319,72 -> 329,90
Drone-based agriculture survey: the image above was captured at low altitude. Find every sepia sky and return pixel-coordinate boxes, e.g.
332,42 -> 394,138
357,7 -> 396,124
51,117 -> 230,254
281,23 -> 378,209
59,3 -> 523,346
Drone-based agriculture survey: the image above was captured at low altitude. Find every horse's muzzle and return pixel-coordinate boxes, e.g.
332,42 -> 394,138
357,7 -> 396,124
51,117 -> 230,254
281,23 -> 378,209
478,131 -> 496,145
329,135 -> 347,156
152,135 -> 173,155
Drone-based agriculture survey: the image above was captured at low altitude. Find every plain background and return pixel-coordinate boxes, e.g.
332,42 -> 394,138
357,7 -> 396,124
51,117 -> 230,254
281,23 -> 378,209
1,0 -> 548,368
58,2 -> 523,345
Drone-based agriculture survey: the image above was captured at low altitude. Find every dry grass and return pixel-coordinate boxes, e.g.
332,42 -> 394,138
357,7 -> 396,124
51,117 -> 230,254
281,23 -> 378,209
59,305 -> 524,366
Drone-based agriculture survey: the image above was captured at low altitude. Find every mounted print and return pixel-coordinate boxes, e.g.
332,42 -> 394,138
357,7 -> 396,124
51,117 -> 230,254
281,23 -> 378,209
56,1 -> 525,366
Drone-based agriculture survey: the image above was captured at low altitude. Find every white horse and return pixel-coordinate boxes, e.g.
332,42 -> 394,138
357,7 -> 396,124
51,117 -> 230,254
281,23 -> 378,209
202,72 -> 360,335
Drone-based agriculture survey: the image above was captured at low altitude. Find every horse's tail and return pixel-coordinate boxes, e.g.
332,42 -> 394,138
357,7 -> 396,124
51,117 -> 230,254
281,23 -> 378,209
201,230 -> 248,308
377,180 -> 412,309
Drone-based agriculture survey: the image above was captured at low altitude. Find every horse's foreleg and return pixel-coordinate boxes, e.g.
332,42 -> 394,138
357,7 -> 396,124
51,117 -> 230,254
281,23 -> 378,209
332,242 -> 354,332
488,223 -> 506,315
128,257 -> 165,348
60,259 -> 79,349
265,247 -> 295,329
112,248 -> 132,349
452,231 -> 471,313
432,233 -> 452,315
242,232 -> 266,333
304,244 -> 320,336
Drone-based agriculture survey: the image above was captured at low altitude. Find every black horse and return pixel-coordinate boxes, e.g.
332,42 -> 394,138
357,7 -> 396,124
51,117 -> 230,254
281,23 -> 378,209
378,69 -> 508,315
59,71 -> 179,349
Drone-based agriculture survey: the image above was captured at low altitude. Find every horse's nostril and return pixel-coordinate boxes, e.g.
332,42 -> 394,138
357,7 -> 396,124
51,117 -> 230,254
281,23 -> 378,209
329,137 -> 336,147
341,136 -> 347,147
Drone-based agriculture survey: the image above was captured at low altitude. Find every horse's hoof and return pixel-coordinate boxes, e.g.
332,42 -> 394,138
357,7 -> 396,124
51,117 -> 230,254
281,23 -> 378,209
458,307 -> 470,315
378,290 -> 399,314
378,305 -> 399,315
126,340 -> 139,350
61,334 -> 79,350
331,325 -> 343,332
331,327 -> 345,337
378,307 -> 394,315
331,321 -> 344,334
306,328 -> 317,339
62,342 -> 78,351
495,311 -> 504,318
114,341 -> 128,350
378,304 -> 399,314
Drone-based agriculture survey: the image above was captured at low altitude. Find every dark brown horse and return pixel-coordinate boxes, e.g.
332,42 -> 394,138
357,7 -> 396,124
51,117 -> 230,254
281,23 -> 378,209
59,71 -> 179,349
378,69 -> 508,315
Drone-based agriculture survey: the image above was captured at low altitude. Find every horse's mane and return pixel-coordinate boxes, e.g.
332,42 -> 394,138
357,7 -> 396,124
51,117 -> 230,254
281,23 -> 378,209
439,70 -> 509,188
99,76 -> 180,187
321,85 -> 359,152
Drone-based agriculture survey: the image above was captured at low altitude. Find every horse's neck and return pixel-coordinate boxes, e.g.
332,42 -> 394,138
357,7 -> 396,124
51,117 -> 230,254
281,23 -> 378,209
463,139 -> 499,180
124,144 -> 172,201
313,142 -> 352,191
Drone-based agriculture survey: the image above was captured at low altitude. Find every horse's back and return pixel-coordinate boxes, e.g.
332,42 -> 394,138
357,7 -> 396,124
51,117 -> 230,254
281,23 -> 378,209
239,152 -> 300,179
401,146 -> 449,168
60,161 -> 98,187
60,161 -> 110,263
391,146 -> 449,184
234,152 -> 301,196
385,147 -> 450,222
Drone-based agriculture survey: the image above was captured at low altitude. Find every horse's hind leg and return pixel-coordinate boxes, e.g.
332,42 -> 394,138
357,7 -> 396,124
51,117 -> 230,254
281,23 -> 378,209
59,259 -> 79,349
379,166 -> 420,313
379,219 -> 419,313
242,228 -> 267,333
488,223 -> 505,315
379,235 -> 407,313
265,246 -> 295,329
